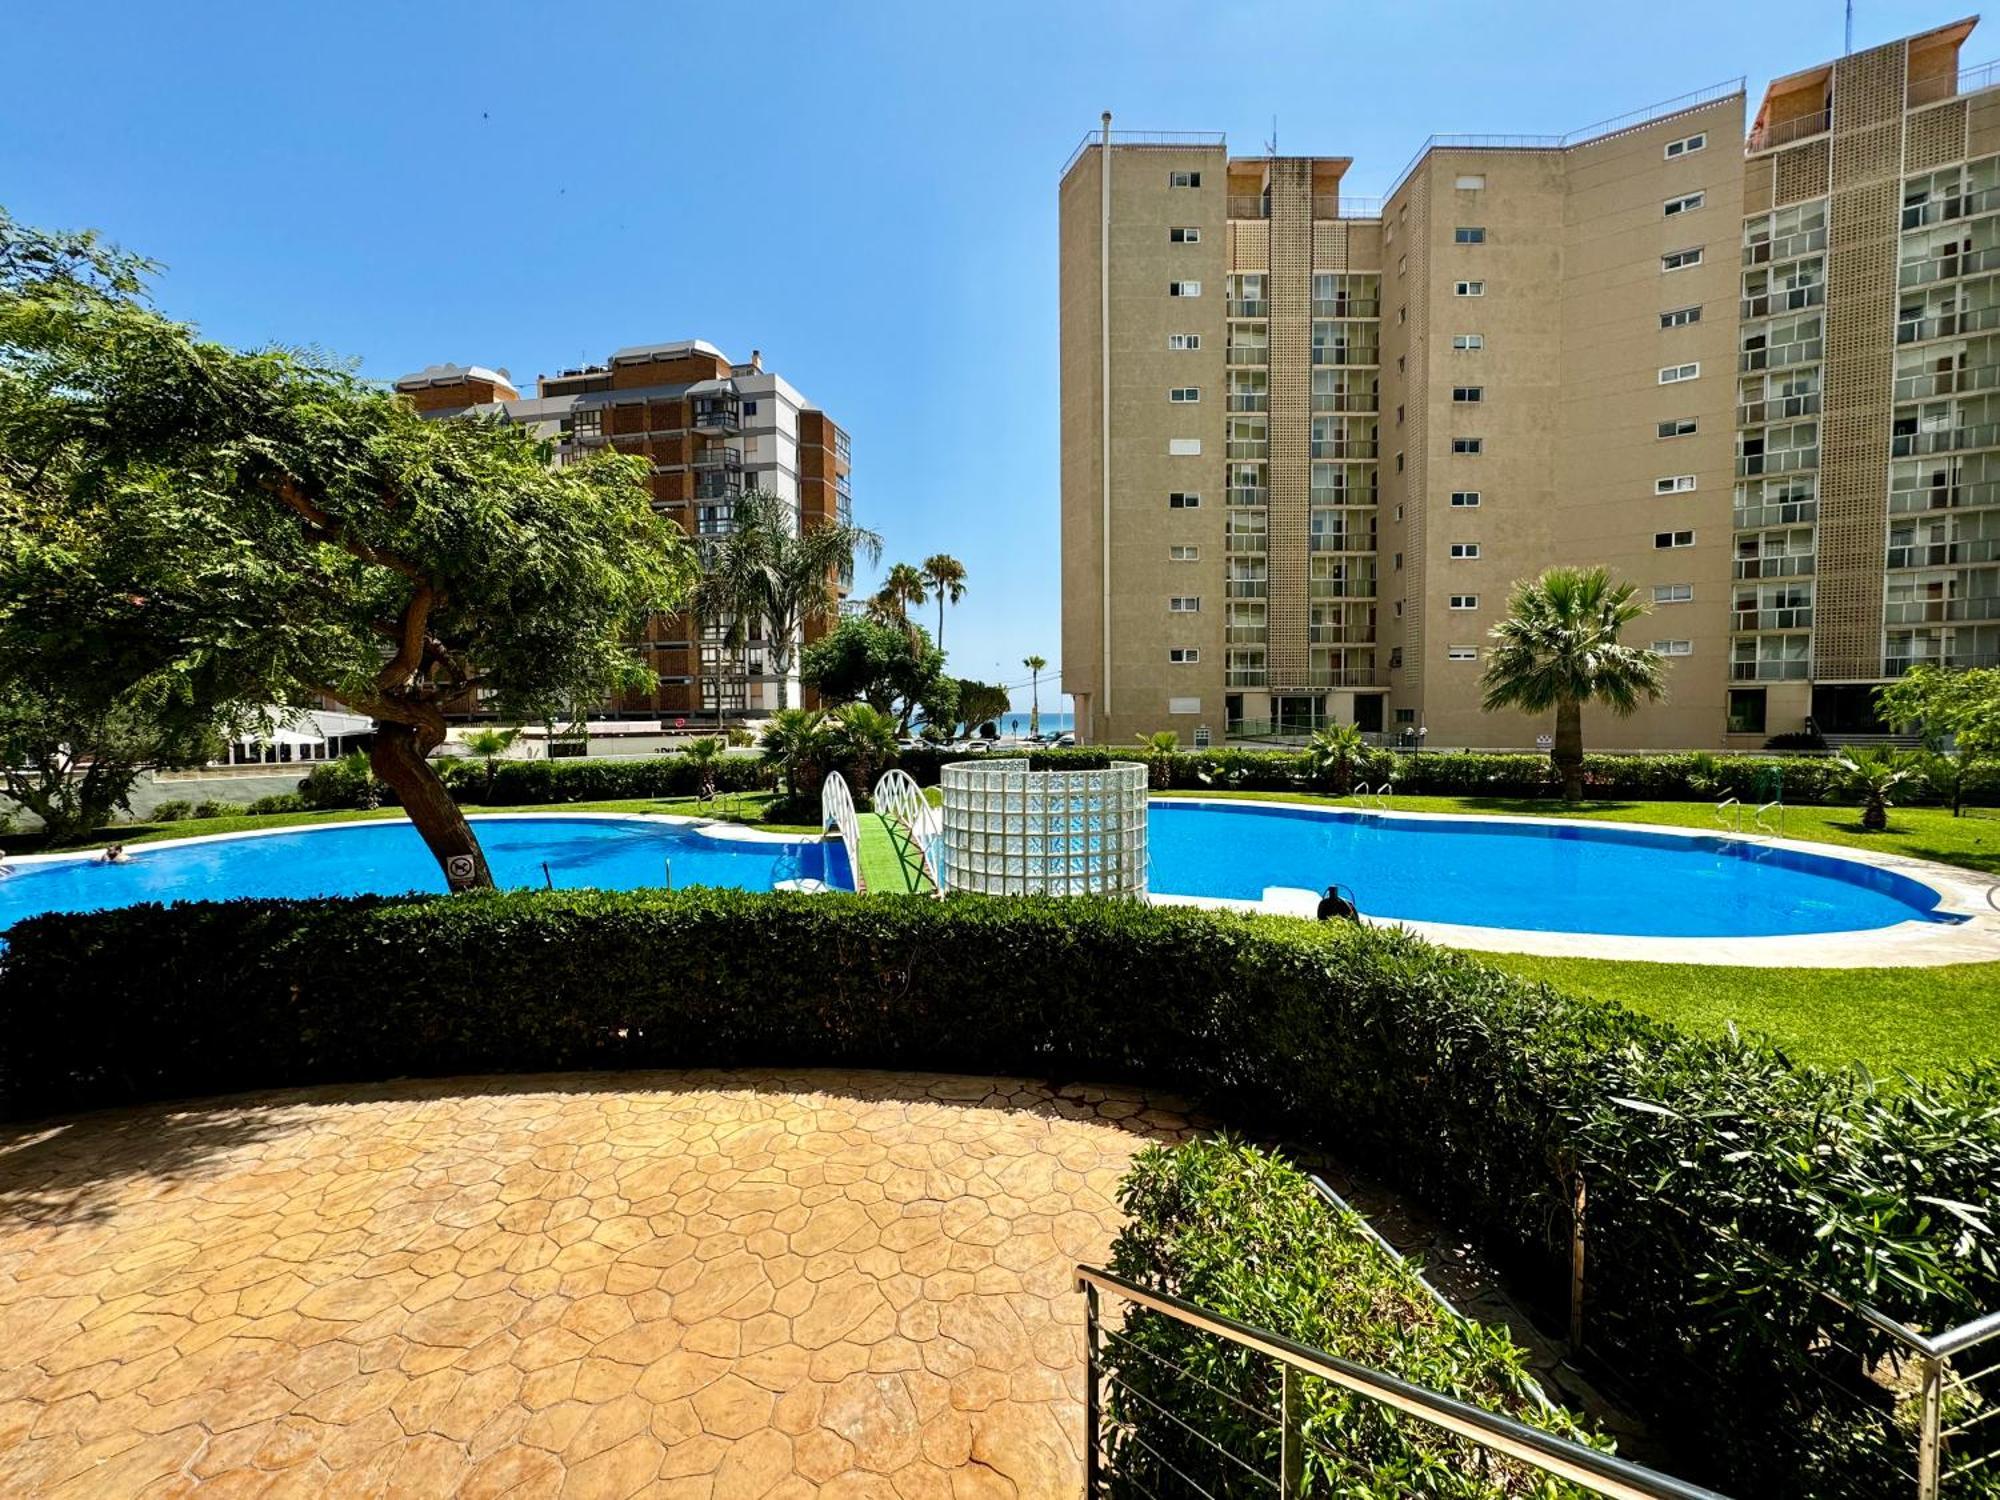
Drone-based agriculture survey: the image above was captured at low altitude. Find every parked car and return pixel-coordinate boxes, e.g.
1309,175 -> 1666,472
1053,733 -> 1076,748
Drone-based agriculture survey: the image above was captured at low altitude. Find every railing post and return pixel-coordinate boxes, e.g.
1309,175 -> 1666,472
1083,1281 -> 1101,1498
1280,1363 -> 1303,1495
1916,1353 -> 1944,1500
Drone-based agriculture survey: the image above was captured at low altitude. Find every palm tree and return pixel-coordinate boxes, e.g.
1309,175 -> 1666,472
760,707 -> 831,802
698,491 -> 882,713
460,725 -> 520,798
681,735 -> 724,801
1023,654 -> 1047,738
1305,722 -> 1366,795
1480,567 -> 1666,802
828,702 -> 900,802
1136,730 -> 1179,789
920,554 -> 967,651
1839,749 -> 1913,833
870,562 -> 928,637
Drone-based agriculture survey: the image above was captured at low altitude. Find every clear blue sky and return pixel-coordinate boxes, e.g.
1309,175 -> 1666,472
0,1 -> 1957,710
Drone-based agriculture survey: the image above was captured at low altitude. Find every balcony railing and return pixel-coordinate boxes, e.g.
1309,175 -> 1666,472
1225,532 -> 1268,554
1227,195 -> 1269,220
1741,284 -> 1825,319
1886,594 -> 2000,624
1310,488 -> 1376,507
1892,422 -> 2000,457
1227,392 -> 1269,411
1737,392 -> 1821,424
1735,554 -> 1816,579
1227,299 -> 1268,318
1890,479 -> 2000,514
690,398 -> 741,434
1732,657 -> 1812,680
1747,106 -> 1830,153
1228,486 -> 1269,507
1311,298 -> 1381,318
1311,391 -> 1378,414
1734,607 -> 1815,630
1224,579 -> 1268,598
1735,498 -> 1818,528
1899,244 -> 2000,289
1312,345 -> 1379,367
1903,184 -> 2000,230
1742,226 -> 1829,266
1898,302 -> 2000,345
1308,578 -> 1377,599
692,445 -> 744,471
1227,439 -> 1271,459
1739,337 -> 1823,372
1226,345 -> 1269,366
1309,667 -> 1388,687
1310,438 -> 1378,460
1224,625 -> 1269,644
1309,533 -> 1374,553
694,471 -> 745,501
1888,650 -> 2000,672
1224,668 -> 1268,687
1887,537 -> 2000,568
1894,362 -> 2000,400
1736,448 -> 1819,477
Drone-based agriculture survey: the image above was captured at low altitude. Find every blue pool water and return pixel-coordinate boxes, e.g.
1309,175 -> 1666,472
0,817 -> 848,932
1146,801 -> 1948,937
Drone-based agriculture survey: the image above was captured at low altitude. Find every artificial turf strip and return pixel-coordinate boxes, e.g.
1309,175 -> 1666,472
1476,952 -> 2000,1078
853,811 -> 932,895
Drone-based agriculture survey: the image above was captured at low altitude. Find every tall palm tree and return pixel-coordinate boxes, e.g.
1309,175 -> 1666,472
697,491 -> 882,713
1480,567 -> 1666,802
870,563 -> 928,637
1023,654 -> 1047,738
920,554 -> 967,651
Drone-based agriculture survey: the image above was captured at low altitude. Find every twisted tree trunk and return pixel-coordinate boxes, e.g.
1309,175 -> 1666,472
369,719 -> 493,891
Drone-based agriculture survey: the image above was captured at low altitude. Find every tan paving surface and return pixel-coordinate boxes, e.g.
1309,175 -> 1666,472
0,1071 -> 1193,1498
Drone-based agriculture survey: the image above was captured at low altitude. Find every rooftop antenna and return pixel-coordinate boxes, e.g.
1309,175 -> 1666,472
1265,115 -> 1278,156
1844,0 -> 1853,54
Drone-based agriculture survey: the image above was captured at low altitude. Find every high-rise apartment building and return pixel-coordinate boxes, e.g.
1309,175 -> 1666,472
1060,17 -> 2000,750
396,340 -> 852,720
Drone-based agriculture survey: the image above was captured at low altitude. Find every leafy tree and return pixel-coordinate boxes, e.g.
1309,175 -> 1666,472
697,491 -> 880,712
799,615 -> 946,730
953,679 -> 1011,739
1838,749 -> 1914,833
0,209 -> 693,888
1876,664 -> 2000,816
828,702 -> 899,801
759,707 -> 831,801
1305,722 -> 1367,795
914,674 -> 958,739
1479,567 -> 1666,802
920,553 -> 967,650
0,681 -> 220,844
1023,654 -> 1048,737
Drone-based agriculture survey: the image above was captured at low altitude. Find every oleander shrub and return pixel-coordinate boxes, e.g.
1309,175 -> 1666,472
244,793 -> 309,815
298,752 -> 395,810
0,892 -> 1992,1493
150,799 -> 193,823
1109,1138 -> 1603,1496
189,799 -> 236,819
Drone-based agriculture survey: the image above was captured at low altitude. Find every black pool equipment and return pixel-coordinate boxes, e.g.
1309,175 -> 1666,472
1316,884 -> 1360,922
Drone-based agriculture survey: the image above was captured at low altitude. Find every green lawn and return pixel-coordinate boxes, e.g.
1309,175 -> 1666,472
1168,788 -> 2000,1076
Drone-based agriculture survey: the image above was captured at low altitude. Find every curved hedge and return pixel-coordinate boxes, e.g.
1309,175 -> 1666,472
1,889 -> 1993,1493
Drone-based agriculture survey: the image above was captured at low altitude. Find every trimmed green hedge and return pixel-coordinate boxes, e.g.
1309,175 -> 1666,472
1,891 -> 1992,1493
296,745 -> 2000,812
1108,1138 -> 1602,1496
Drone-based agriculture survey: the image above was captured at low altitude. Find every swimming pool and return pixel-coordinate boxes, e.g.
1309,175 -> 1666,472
1145,801 -> 1951,938
0,816 -> 849,932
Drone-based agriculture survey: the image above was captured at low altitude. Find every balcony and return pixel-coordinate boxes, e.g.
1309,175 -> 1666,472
1310,438 -> 1377,460
1226,438 -> 1270,460
1225,344 -> 1269,366
1227,485 -> 1269,507
1734,607 -> 1815,630
1311,390 -> 1377,414
1227,299 -> 1268,318
691,396 -> 741,435
1309,532 -> 1373,553
1732,657 -> 1812,680
1736,447 -> 1819,478
1227,196 -> 1269,220
1739,337 -> 1824,373
1904,185 -> 2000,231
1737,393 -> 1822,424
1310,667 -> 1388,688
1894,363 -> 2000,400
1740,284 -> 1825,319
1224,625 -> 1268,644
1891,421 -> 2000,457
1888,650 -> 2000,672
1887,538 -> 2000,568
1898,303 -> 2000,345
1890,480 -> 2000,514
1311,298 -> 1381,318
1735,498 -> 1818,528
1742,226 -> 1829,267
1735,554 -> 1816,579
1226,392 -> 1268,412
692,445 -> 744,472
1747,107 -> 1830,154
1308,578 -> 1377,600
1224,579 -> 1268,598
1224,668 -> 1269,687
1900,244 -> 2000,290
694,470 -> 745,501
1312,344 -> 1379,368
1885,594 -> 2000,624
1224,530 -> 1267,555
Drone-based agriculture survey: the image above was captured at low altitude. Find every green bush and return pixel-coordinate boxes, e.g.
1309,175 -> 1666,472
189,799 -> 236,819
298,752 -> 394,810
1109,1138 -> 1601,1495
150,799 -> 194,823
0,892 -> 1991,1493
244,793 -> 309,815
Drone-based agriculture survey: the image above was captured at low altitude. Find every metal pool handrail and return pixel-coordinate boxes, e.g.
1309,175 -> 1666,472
1077,1264 -> 1731,1500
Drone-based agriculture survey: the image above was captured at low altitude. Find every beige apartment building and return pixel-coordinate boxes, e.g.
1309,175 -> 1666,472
1060,16 -> 2000,750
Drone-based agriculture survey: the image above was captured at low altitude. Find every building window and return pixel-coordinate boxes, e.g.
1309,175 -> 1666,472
1655,474 -> 1698,494
1168,596 -> 1201,613
1396,404 -> 1404,426
1167,333 -> 1201,350
1449,594 -> 1479,610
1168,491 -> 1201,509
1654,529 -> 1695,549
1455,173 -> 1486,190
1169,544 -> 1200,561
1169,647 -> 1200,663
1663,192 -> 1705,217
1450,491 -> 1480,507
1653,583 -> 1694,603
1170,226 -> 1201,243
1660,305 -> 1702,328
1393,552 -> 1404,570
1657,417 -> 1698,438
1452,437 -> 1483,454
1395,707 -> 1416,724
1168,437 -> 1202,455
1664,132 -> 1706,159
1728,688 -> 1767,734
1397,306 -> 1407,324
1395,504 -> 1404,520
1169,387 -> 1201,403
1398,255 -> 1408,277
1169,170 -> 1202,188
1661,247 -> 1704,271
1395,451 -> 1405,471
1393,601 -> 1404,617
1450,542 -> 1481,558
1452,333 -> 1484,350
1169,280 -> 1201,297
1452,386 -> 1483,403
1446,645 -> 1479,661
1455,226 -> 1486,244
1455,280 -> 1485,296
742,400 -> 758,416
1652,639 -> 1694,656
1658,362 -> 1700,384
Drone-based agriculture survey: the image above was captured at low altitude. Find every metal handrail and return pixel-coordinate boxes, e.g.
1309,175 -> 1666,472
1714,796 -> 1742,833
1077,1264 -> 1731,1500
819,772 -> 862,892
1754,798 -> 1783,835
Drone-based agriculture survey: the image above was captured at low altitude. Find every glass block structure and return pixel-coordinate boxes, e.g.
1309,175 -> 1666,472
938,761 -> 1149,897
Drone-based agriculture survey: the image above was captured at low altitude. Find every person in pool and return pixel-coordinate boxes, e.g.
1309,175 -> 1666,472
100,843 -> 133,864
1316,884 -> 1358,922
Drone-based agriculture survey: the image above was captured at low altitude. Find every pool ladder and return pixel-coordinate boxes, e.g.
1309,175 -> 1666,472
1714,796 -> 1742,833
1354,782 -> 1391,810
1716,795 -> 1784,836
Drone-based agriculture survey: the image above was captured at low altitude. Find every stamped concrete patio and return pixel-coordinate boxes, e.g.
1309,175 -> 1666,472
0,1071 -> 1194,1498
